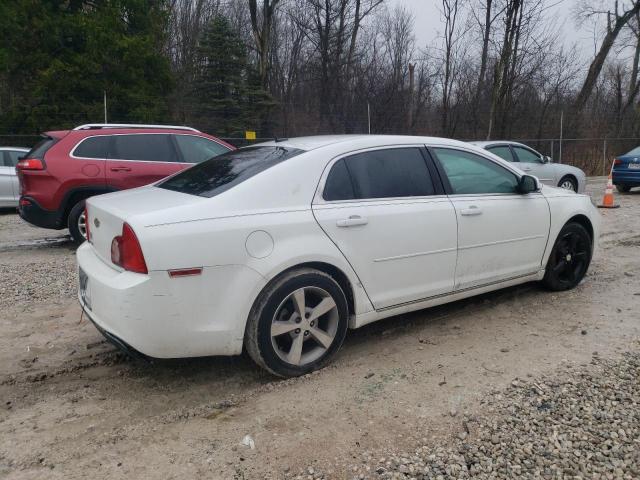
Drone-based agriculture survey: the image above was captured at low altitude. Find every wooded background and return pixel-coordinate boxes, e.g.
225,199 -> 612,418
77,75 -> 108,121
2,0 -> 640,173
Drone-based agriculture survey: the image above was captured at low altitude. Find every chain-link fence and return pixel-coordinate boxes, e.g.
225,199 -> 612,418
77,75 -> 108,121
2,133 -> 637,177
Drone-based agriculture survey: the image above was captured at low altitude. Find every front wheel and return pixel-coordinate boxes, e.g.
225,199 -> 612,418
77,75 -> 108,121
68,200 -> 87,245
245,268 -> 349,377
558,175 -> 578,192
542,222 -> 592,291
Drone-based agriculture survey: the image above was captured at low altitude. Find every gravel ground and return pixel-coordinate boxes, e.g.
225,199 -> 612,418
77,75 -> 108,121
292,351 -> 640,479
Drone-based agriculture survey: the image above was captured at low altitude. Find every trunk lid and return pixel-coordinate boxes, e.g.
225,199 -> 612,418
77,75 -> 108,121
85,186 -> 205,268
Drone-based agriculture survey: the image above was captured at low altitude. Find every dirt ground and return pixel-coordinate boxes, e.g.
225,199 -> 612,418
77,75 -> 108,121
1,179 -> 639,480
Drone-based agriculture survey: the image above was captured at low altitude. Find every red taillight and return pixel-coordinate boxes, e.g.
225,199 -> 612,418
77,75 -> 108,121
84,206 -> 91,243
614,158 -> 622,165
111,223 -> 148,274
16,158 -> 45,170
19,198 -> 32,207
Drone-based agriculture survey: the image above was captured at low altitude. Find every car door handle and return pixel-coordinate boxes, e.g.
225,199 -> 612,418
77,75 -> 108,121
110,166 -> 131,172
521,166 -> 532,171
336,215 -> 368,227
460,206 -> 482,216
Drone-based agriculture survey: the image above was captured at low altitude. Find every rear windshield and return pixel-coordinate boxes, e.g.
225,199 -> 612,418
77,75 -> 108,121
624,146 -> 640,156
25,136 -> 58,159
158,146 -> 304,197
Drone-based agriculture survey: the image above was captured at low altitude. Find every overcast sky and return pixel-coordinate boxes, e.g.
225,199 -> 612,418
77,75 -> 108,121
387,0 -> 602,60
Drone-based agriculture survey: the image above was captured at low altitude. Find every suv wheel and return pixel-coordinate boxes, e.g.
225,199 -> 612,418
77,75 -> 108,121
245,268 -> 349,377
68,200 -> 87,244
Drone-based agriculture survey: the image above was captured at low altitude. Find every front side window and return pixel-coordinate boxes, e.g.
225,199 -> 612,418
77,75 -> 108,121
73,136 -> 110,159
513,146 -> 543,164
487,145 -> 514,162
324,148 -> 435,201
175,135 -> 230,164
433,148 -> 518,195
112,134 -> 177,163
159,146 -> 304,197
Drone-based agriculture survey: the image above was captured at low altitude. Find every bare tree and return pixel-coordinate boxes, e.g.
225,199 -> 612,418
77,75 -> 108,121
573,0 -> 640,114
249,0 -> 282,90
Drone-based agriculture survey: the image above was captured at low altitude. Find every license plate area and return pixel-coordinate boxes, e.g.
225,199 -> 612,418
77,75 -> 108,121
628,163 -> 640,170
79,267 -> 91,310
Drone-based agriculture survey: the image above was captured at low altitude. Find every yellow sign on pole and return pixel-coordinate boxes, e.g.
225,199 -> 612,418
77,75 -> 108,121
245,130 -> 256,140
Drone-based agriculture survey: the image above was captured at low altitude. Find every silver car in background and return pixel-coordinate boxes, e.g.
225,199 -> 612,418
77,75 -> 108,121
471,141 -> 586,193
0,147 -> 28,207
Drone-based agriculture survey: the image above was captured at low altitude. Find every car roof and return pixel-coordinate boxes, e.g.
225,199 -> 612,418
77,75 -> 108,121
470,140 -> 529,148
255,134 -> 473,151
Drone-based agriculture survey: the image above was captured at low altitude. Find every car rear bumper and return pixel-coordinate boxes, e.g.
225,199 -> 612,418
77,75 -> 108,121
612,171 -> 640,187
18,196 -> 64,229
76,242 -> 265,358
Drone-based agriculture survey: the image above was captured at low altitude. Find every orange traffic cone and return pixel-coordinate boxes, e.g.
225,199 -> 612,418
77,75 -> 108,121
598,167 -> 620,209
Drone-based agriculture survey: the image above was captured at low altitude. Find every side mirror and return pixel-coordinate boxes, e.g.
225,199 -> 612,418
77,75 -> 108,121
543,155 -> 551,163
517,174 -> 539,194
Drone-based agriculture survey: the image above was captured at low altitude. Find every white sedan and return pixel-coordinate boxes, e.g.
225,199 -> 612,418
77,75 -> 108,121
77,136 -> 600,377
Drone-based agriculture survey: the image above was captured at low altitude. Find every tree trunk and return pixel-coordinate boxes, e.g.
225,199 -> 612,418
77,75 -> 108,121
573,1 -> 640,114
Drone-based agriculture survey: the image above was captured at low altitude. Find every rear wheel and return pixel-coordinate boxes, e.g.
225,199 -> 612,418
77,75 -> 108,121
245,268 -> 349,377
542,222 -> 592,291
616,184 -> 631,193
68,200 -> 87,244
558,175 -> 578,192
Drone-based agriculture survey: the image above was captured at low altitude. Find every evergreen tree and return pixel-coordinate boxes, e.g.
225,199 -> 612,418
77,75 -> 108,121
193,15 -> 273,137
0,0 -> 173,133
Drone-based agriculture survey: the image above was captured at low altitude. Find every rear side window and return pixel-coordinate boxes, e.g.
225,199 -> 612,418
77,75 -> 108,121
324,148 -> 434,200
25,136 -> 57,159
2,151 -> 25,167
487,146 -> 514,162
175,135 -> 230,164
112,134 -> 178,162
324,159 -> 355,201
159,146 -> 304,197
73,136 -> 110,159
433,148 -> 518,195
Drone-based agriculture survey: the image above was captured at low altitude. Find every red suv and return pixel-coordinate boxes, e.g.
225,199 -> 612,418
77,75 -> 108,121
17,124 -> 233,242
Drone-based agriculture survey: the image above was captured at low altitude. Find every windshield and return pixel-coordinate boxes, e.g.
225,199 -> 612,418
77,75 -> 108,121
158,146 -> 304,197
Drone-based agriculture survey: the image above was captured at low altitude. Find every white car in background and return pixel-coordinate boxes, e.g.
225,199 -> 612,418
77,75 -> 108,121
77,135 -> 599,377
0,147 -> 28,207
471,141 -> 586,193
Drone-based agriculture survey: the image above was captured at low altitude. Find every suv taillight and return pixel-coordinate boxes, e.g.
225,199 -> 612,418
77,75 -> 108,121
16,158 -> 45,170
111,223 -> 148,274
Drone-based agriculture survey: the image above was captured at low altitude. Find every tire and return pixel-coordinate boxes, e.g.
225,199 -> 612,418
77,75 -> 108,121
542,222 -> 592,291
616,184 -> 631,193
244,268 -> 349,377
68,200 -> 87,245
558,175 -> 578,192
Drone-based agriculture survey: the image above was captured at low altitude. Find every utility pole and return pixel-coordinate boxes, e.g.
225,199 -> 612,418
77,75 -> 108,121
559,110 -> 563,164
407,63 -> 415,134
104,91 -> 108,123
367,102 -> 371,134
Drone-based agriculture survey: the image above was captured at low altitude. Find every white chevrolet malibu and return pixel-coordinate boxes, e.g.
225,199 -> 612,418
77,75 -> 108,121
77,135 -> 600,377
